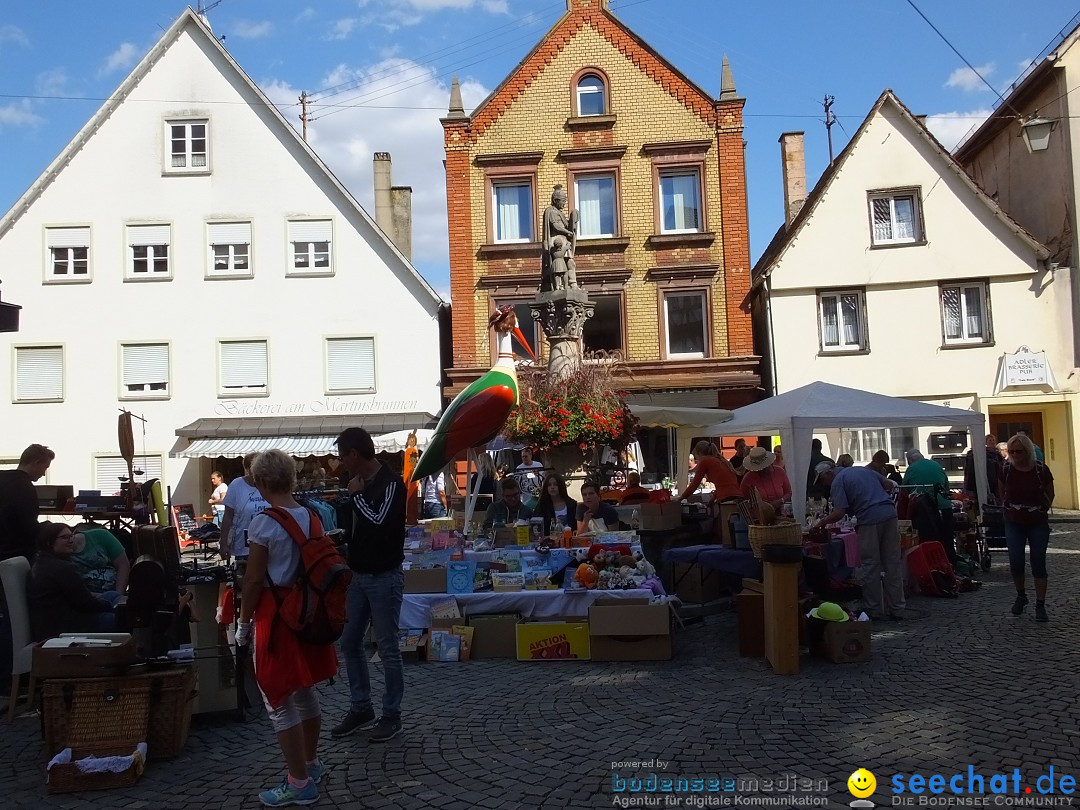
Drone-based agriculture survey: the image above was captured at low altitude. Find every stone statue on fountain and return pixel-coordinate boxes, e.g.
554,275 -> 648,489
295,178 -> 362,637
540,184 -> 578,292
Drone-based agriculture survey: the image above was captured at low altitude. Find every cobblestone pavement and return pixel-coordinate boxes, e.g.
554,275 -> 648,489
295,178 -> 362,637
3,529 -> 1078,810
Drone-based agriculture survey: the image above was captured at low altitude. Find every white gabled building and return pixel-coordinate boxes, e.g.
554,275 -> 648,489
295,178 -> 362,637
750,90 -> 1080,507
0,9 -> 444,507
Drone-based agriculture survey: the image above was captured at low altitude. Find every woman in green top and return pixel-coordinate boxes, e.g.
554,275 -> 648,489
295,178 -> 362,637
70,526 -> 129,596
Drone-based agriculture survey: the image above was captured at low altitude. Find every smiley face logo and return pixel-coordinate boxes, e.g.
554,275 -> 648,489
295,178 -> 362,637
848,769 -> 876,799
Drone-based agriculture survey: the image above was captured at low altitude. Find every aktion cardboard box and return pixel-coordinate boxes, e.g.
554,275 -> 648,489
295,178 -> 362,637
515,621 -> 591,661
587,599 -> 672,661
817,621 -> 872,663
466,613 -> 521,659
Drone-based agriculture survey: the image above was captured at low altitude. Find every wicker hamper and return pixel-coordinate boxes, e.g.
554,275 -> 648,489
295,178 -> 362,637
43,676 -> 151,793
145,665 -> 197,760
748,521 -> 803,559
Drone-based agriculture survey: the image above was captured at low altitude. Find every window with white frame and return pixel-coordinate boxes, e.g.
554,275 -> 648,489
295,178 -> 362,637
869,190 -> 921,245
326,337 -> 376,394
941,282 -> 990,345
576,74 -> 606,117
127,224 -> 171,279
121,343 -> 170,398
839,427 -> 916,465
207,222 -> 252,277
46,226 -> 90,280
166,119 -> 208,172
94,454 -> 163,494
659,169 -> 702,233
219,340 -> 268,396
492,181 -> 533,243
574,173 -> 616,238
664,292 -> 707,358
288,220 -> 332,274
14,346 -> 63,402
582,294 -> 623,355
818,290 -> 866,352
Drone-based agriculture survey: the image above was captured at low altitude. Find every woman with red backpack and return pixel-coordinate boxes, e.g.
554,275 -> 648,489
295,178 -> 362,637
999,433 -> 1055,623
235,449 -> 339,807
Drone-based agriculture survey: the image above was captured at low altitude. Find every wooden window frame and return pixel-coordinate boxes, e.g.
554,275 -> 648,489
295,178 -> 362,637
940,280 -> 993,348
653,276 -> 713,360
867,187 -> 925,248
817,287 -> 869,354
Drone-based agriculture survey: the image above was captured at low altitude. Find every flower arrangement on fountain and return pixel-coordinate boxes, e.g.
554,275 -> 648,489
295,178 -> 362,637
503,355 -> 638,452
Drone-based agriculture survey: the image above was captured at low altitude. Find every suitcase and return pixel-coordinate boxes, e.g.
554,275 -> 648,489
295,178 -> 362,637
33,633 -> 137,679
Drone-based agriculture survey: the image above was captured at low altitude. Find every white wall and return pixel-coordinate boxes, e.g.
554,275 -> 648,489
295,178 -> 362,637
0,21 -> 442,504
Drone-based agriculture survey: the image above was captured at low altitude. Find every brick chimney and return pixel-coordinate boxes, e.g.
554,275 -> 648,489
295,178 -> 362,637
373,152 -> 413,261
779,132 -> 806,226
567,0 -> 609,11
390,185 -> 413,262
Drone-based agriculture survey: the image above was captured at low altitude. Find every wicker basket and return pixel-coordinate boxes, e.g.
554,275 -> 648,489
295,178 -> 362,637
145,665 -> 197,760
748,520 -> 803,559
47,745 -> 144,794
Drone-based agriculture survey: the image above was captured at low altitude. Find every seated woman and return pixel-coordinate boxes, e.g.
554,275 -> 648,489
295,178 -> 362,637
679,441 -> 741,502
576,481 -> 620,533
29,522 -> 116,641
70,526 -> 129,596
619,471 -> 653,506
534,472 -> 578,535
739,447 -> 792,512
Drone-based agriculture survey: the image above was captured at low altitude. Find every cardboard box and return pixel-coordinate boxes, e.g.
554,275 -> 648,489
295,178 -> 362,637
404,568 -> 447,594
638,503 -> 682,531
466,613 -> 522,659
817,621 -> 872,663
588,600 -> 672,661
672,562 -> 723,604
515,621 -> 591,661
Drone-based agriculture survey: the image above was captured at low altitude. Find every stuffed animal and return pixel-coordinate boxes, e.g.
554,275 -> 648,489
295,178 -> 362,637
575,563 -> 598,589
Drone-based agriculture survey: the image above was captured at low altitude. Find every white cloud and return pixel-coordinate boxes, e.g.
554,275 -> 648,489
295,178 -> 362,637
355,0 -> 510,29
98,42 -> 139,78
0,25 -> 29,51
231,19 -> 274,39
327,18 -> 358,40
260,61 -> 490,290
945,63 -> 995,92
35,68 -> 70,97
0,99 -> 43,130
295,8 -> 316,23
925,108 -> 993,152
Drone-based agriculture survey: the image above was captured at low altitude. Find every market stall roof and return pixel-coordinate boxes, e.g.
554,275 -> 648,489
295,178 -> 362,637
631,404 -> 734,428
172,413 -> 437,458
701,381 -> 989,523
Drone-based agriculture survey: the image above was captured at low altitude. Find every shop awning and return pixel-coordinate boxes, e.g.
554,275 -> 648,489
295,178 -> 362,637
171,413 -> 437,458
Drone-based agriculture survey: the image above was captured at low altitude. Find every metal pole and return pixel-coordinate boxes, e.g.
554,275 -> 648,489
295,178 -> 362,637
824,95 -> 836,164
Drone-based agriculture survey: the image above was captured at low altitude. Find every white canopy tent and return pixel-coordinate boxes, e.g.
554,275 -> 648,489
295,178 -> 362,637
702,382 -> 989,524
631,404 -> 734,490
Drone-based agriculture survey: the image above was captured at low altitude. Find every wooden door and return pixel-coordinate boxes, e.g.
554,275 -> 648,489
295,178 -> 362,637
990,412 -> 1044,447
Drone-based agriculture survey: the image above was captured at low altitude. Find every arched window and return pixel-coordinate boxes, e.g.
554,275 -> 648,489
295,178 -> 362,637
576,74 -> 606,116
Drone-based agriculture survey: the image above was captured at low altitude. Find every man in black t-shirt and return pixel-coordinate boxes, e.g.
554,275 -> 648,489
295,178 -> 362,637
0,443 -> 54,563
576,481 -> 620,532
332,427 -> 406,744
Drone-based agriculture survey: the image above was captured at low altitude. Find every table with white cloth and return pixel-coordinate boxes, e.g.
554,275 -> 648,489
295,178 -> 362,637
399,588 -> 653,628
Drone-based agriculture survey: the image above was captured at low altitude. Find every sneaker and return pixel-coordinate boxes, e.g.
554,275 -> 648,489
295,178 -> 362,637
1011,592 -> 1029,616
1035,603 -> 1049,623
259,778 -> 318,807
306,761 -> 326,784
330,707 -> 376,738
369,715 -> 402,742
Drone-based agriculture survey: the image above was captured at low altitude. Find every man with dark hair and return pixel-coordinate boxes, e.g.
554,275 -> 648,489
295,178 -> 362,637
728,439 -> 749,478
332,427 -> 406,743
806,438 -> 833,498
483,476 -> 532,530
0,443 -> 54,562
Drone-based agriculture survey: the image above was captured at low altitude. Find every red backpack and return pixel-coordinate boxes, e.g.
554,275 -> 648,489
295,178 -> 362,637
262,507 -> 353,646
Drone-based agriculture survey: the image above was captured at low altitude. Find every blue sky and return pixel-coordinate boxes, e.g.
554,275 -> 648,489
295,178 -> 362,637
1,0 -> 1077,295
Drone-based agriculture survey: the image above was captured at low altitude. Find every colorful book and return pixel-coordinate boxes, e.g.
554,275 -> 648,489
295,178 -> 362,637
446,561 -> 477,594
451,625 -> 474,660
428,596 -> 461,620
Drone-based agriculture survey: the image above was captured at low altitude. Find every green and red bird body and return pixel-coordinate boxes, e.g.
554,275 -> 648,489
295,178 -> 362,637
411,308 -> 534,483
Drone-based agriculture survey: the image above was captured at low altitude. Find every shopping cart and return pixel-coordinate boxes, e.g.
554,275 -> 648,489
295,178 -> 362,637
974,504 -> 1006,571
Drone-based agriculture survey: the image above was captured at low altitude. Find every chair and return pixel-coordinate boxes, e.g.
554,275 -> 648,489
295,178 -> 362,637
0,557 -> 37,722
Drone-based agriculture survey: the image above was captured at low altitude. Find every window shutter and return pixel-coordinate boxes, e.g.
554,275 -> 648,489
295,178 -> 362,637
289,220 -> 332,242
15,346 -> 63,400
208,222 -> 251,244
47,227 -> 90,248
122,344 -> 169,386
220,341 -> 268,389
327,338 -> 375,391
94,455 -> 163,493
128,224 -> 171,246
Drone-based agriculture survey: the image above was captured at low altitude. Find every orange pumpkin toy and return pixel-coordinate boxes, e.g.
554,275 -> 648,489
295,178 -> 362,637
575,563 -> 599,589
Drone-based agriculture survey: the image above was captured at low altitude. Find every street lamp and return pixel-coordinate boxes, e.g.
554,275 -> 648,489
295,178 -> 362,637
1020,114 -> 1056,153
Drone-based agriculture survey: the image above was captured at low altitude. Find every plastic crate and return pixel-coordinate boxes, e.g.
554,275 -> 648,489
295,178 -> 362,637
905,541 -> 954,595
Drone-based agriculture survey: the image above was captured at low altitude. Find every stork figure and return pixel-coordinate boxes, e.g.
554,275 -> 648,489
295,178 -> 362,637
411,306 -> 535,484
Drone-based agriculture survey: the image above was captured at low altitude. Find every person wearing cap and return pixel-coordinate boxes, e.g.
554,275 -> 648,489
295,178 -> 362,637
679,440 -> 741,503
811,461 -> 905,621
739,447 -> 791,512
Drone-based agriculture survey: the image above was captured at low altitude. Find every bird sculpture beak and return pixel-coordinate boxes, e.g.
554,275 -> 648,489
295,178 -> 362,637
512,327 -> 537,360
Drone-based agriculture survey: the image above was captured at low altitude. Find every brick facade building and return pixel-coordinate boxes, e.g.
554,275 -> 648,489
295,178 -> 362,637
442,0 -> 759,414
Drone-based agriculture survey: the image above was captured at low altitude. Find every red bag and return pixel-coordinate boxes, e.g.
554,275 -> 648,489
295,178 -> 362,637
262,507 -> 353,646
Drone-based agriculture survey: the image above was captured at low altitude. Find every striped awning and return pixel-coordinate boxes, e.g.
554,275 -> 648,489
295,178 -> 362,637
173,435 -> 338,458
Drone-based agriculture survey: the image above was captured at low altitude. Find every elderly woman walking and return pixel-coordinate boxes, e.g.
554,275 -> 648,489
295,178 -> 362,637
998,433 -> 1055,622
236,449 -> 338,806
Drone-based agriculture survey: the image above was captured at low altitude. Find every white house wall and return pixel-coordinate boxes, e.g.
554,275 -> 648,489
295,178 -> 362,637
0,19 -> 442,505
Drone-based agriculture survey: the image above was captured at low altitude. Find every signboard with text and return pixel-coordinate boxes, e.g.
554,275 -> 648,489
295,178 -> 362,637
1003,348 -> 1050,387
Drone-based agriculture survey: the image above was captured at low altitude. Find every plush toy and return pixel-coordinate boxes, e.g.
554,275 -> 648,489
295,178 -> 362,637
575,563 -> 598,589
617,554 -> 637,568
636,558 -> 656,578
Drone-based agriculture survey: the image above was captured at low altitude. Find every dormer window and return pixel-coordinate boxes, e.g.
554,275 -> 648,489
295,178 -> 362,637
576,73 -> 606,117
